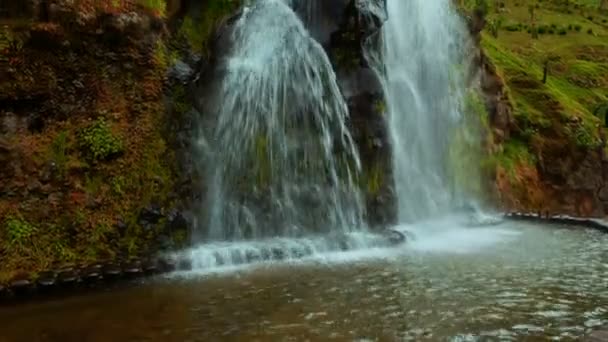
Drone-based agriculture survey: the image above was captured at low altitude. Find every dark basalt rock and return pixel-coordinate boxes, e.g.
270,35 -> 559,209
157,257 -> 177,273
177,257 -> 192,271
142,259 -> 159,274
37,271 -> 57,289
138,203 -> 165,230
9,277 -> 34,297
81,264 -> 103,283
122,260 -> 143,276
57,268 -> 80,286
103,263 -> 123,279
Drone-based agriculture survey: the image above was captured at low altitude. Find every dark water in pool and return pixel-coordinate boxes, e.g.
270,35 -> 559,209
1,221 -> 607,341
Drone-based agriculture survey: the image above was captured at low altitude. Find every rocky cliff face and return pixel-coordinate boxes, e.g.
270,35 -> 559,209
467,5 -> 608,218
0,0 -> 189,282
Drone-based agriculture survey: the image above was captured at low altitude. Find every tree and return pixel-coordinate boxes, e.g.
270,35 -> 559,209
542,55 -> 560,84
528,5 -> 535,23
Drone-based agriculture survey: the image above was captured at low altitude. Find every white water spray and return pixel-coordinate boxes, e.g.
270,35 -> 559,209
372,0 -> 473,222
200,0 -> 365,241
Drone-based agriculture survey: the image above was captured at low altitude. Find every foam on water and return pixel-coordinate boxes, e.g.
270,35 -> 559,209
394,214 -> 520,254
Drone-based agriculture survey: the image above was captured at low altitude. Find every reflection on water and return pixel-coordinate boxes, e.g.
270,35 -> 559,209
0,221 -> 607,341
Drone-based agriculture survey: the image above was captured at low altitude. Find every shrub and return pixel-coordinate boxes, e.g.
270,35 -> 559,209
4,216 -> 36,247
558,28 -> 567,35
538,26 -> 547,34
548,28 -> 555,34
574,24 -> 582,31
587,28 -> 594,34
505,24 -> 520,31
567,24 -> 573,30
587,16 -> 593,21
78,118 -> 124,162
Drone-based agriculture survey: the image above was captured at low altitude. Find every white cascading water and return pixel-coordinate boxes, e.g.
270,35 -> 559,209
372,0 -> 473,223
180,0 -> 394,271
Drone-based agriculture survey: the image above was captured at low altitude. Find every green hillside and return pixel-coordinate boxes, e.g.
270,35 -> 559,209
466,0 -> 608,212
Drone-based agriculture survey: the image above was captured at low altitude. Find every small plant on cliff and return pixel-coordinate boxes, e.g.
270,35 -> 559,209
138,0 -> 166,16
51,130 -> 69,177
78,118 -> 124,163
3,216 -> 36,248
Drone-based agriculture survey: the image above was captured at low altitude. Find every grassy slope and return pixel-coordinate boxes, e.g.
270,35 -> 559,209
478,0 -> 608,210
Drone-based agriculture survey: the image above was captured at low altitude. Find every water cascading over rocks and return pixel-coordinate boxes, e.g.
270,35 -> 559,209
197,0 -> 366,242
367,0 -> 477,223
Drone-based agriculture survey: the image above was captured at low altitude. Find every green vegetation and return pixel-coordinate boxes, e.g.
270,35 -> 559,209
449,90 -> 489,198
49,130 -> 70,178
78,118 -> 124,163
138,0 -> 166,16
464,0 -> 608,207
3,216 -> 37,248
177,0 -> 242,56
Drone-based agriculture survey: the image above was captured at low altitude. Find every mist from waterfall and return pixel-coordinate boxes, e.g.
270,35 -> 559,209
197,0 -> 365,242
371,0 -> 476,223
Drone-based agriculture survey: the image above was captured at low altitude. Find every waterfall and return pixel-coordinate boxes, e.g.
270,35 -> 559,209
196,0 -> 366,243
370,0 -> 475,223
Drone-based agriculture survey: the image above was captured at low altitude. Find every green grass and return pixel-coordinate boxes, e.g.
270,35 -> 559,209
472,0 -> 608,193
480,0 -> 607,145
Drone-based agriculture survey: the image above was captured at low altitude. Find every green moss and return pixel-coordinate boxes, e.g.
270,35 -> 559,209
373,99 -> 386,116
366,163 -> 383,196
254,134 -> 270,187
3,216 -> 36,248
448,90 -> 489,198
78,118 -> 124,163
138,0 -> 166,16
177,0 -> 242,56
50,130 -> 69,178
485,139 -> 536,180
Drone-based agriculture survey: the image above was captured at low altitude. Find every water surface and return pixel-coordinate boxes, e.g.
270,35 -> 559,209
1,221 -> 607,341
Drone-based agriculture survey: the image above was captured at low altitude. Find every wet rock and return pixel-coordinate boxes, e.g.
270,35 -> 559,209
177,257 -> 192,271
156,257 -> 174,272
81,264 -> 103,283
168,60 -> 194,84
9,276 -> 33,296
122,259 -> 143,276
138,203 -> 164,229
57,268 -> 79,285
157,234 -> 176,251
165,208 -> 189,232
142,259 -> 159,274
37,271 -> 57,288
103,263 -> 123,279
271,247 -> 287,260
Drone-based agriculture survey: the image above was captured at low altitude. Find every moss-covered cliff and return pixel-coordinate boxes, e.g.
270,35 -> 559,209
0,0 -> 245,284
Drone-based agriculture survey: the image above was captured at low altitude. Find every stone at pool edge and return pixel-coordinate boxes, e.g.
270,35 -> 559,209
37,271 -> 58,288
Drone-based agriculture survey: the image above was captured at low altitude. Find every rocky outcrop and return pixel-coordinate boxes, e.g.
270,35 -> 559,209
299,0 -> 395,227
